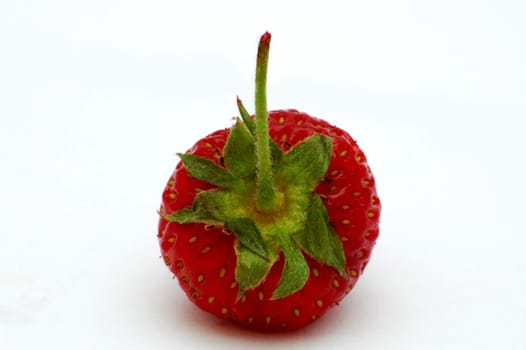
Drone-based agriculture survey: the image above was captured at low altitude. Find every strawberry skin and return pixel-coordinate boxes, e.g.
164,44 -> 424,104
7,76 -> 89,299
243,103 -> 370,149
158,110 -> 380,331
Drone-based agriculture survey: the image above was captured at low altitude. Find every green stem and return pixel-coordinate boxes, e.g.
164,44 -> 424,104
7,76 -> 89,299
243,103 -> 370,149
254,32 -> 278,213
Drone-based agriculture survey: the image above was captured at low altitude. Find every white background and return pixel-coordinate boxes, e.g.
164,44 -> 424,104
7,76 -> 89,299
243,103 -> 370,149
1,1 -> 525,349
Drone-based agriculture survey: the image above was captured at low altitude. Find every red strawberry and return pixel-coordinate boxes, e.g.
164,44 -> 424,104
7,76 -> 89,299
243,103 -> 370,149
158,32 -> 380,332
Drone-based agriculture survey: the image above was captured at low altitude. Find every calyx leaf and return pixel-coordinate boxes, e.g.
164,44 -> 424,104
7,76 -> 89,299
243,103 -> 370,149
178,153 -> 234,188
295,193 -> 348,278
163,190 -> 240,225
326,226 -> 348,278
223,120 -> 256,179
281,134 -> 333,189
225,218 -> 268,259
236,97 -> 256,135
235,241 -> 274,296
272,235 -> 310,299
296,194 -> 330,261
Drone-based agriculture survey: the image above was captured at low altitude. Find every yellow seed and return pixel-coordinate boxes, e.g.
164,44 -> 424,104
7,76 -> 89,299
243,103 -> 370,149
168,193 -> 176,199
241,294 -> 247,303
296,120 -> 303,126
208,296 -> 215,303
364,231 -> 371,238
342,204 -> 350,210
293,308 -> 300,317
342,219 -> 350,225
340,150 -> 348,157
163,257 -> 171,266
176,261 -> 184,269
219,267 -> 226,278
204,224 -> 215,230
205,142 -> 212,148
350,270 -> 358,277
355,250 -> 364,258
281,134 -> 287,142
279,116 -> 285,124
345,287 -> 352,294
197,274 -> 205,283
312,267 -> 320,278
363,180 -> 370,186
258,291 -> 264,301
192,291 -> 200,298
201,246 -> 211,254
316,299 -> 324,308
353,191 -> 361,197
167,236 -> 176,243
230,281 -> 237,289
265,316 -> 271,324
367,211 -> 375,218
341,236 -> 349,242
188,236 -> 197,244
168,180 -> 175,186
221,307 -> 228,315
330,170 -> 339,176
332,278 -> 340,288
182,276 -> 189,284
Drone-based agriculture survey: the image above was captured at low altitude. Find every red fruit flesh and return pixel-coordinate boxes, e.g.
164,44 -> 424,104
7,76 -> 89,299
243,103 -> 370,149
158,110 -> 380,331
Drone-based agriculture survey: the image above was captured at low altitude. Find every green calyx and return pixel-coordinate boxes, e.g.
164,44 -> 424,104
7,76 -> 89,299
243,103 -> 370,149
163,32 -> 347,299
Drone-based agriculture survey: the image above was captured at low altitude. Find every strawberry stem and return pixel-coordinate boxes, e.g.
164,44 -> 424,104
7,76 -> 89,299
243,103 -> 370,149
254,32 -> 278,213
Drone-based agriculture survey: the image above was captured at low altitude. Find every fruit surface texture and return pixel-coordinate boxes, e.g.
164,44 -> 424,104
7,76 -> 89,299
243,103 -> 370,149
158,33 -> 380,331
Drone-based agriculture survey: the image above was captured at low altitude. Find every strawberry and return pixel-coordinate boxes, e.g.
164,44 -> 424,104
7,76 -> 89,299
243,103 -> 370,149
158,32 -> 381,332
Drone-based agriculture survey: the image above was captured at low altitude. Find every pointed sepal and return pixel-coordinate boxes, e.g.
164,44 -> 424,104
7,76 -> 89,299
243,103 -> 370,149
295,193 -> 348,279
163,190 -> 240,225
272,235 -> 310,299
326,226 -> 348,279
236,97 -> 256,135
178,153 -> 234,188
281,134 -> 333,189
235,241 -> 274,297
225,218 -> 268,259
223,120 -> 256,180
296,194 -> 330,262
